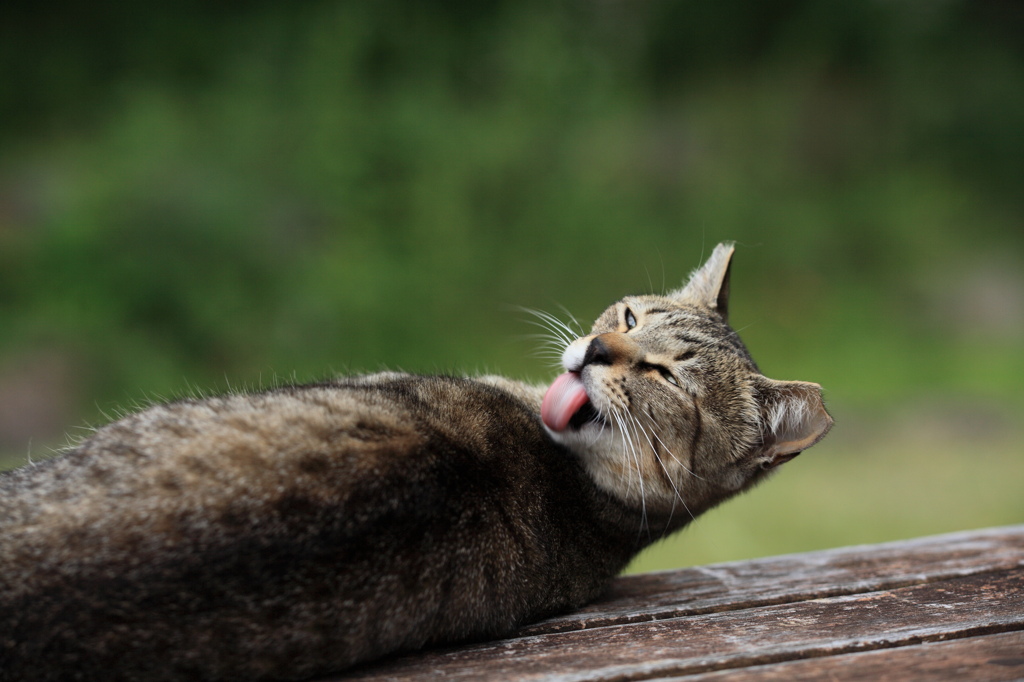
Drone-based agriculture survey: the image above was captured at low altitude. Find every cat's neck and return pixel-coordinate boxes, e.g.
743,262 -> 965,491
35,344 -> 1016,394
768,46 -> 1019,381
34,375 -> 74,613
474,374 -> 689,557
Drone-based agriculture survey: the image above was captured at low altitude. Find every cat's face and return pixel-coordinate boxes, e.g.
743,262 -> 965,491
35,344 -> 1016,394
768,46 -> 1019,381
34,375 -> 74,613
542,243 -> 832,522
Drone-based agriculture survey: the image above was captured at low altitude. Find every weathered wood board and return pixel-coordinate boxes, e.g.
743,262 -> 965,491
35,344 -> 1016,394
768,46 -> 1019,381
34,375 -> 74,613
325,525 -> 1024,681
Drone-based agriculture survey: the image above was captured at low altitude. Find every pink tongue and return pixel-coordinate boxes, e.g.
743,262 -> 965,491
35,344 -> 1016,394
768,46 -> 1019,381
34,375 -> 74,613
541,372 -> 590,432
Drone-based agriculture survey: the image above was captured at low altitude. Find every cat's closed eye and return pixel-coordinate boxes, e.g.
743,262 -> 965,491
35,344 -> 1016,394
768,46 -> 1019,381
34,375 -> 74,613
640,362 -> 679,386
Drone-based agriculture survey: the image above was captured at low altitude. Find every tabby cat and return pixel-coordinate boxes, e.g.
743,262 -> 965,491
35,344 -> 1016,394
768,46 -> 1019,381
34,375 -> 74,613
0,243 -> 832,682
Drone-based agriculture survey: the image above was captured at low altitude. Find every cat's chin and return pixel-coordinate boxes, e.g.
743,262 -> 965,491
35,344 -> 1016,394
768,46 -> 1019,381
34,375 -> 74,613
544,417 -> 615,459
545,423 -> 671,510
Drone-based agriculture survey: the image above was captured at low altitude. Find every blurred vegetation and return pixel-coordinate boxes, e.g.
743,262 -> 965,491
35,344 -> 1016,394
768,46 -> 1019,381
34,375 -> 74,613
1,0 -> 1022,571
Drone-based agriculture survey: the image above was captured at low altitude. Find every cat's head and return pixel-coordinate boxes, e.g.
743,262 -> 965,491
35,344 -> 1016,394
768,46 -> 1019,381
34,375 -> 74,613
542,242 -> 832,522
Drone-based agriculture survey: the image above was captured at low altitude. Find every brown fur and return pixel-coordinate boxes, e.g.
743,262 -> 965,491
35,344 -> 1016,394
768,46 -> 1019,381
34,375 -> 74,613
0,243 -> 831,681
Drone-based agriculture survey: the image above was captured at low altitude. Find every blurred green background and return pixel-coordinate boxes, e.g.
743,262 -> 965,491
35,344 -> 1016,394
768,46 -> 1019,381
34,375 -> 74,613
1,1 -> 1022,573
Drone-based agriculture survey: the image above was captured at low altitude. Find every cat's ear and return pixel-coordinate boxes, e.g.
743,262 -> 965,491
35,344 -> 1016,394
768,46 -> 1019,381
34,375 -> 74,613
672,242 -> 735,321
756,379 -> 833,467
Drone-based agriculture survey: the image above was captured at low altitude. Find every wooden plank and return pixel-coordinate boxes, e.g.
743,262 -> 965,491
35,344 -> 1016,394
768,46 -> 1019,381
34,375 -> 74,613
333,568 -> 1024,681
671,630 -> 1024,681
521,524 -> 1024,635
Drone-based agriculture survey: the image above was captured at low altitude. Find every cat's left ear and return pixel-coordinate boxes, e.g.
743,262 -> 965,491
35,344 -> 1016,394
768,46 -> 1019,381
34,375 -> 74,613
756,379 -> 833,467
672,242 -> 734,322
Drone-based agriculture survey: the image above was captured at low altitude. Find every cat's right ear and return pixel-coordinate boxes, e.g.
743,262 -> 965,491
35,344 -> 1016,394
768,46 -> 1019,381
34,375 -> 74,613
672,242 -> 735,321
755,379 -> 833,468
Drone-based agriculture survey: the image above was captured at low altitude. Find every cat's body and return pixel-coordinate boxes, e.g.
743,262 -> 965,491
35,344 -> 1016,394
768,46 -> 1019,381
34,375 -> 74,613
1,375 -> 638,681
0,243 -> 832,681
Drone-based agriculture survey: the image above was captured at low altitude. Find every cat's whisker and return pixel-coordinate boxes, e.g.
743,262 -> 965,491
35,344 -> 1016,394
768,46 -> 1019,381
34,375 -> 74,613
611,410 -> 648,537
642,412 -> 707,484
633,417 -> 682,532
553,303 -> 586,337
635,406 -> 703,484
606,413 -> 629,492
623,413 -> 661,537
524,348 -> 570,367
519,308 -> 581,347
521,329 -> 572,344
522,341 -> 565,355
520,315 -> 577,337
520,328 -> 575,354
626,413 -> 675,503
609,412 -> 637,497
521,331 -> 575,370
629,412 -> 692,526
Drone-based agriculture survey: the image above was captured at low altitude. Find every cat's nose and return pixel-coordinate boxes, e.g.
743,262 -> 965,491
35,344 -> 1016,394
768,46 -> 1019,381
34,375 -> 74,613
583,333 -> 637,366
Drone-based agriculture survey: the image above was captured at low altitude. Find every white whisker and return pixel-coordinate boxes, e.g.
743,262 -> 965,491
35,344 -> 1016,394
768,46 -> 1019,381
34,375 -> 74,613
519,307 -> 581,347
553,303 -> 586,337
638,407 -> 706,485
631,412 -> 694,527
613,409 -> 650,541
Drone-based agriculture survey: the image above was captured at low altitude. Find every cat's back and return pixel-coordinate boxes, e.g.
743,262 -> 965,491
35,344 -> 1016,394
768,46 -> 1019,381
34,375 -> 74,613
1,373 -> 538,528
0,374 -> 603,682
1,375 -> 428,549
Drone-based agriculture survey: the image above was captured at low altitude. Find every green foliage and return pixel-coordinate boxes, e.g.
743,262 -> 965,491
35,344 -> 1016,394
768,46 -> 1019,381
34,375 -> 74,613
1,1 -> 1022,566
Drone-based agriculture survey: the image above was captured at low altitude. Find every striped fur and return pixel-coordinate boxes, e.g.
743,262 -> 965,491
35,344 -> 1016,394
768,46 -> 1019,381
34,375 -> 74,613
0,243 -> 831,681
548,243 -> 832,509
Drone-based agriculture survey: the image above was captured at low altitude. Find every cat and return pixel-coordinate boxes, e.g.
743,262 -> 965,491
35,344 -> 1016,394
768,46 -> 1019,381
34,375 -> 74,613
0,242 -> 832,682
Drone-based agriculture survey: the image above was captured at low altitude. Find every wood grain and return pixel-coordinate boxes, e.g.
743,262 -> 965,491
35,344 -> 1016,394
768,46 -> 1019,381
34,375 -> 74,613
676,631 -> 1024,681
322,525 -> 1024,681
522,524 -> 1024,635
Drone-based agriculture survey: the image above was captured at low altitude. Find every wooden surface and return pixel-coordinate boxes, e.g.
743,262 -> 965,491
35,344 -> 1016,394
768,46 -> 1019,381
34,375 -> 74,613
325,525 -> 1024,680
